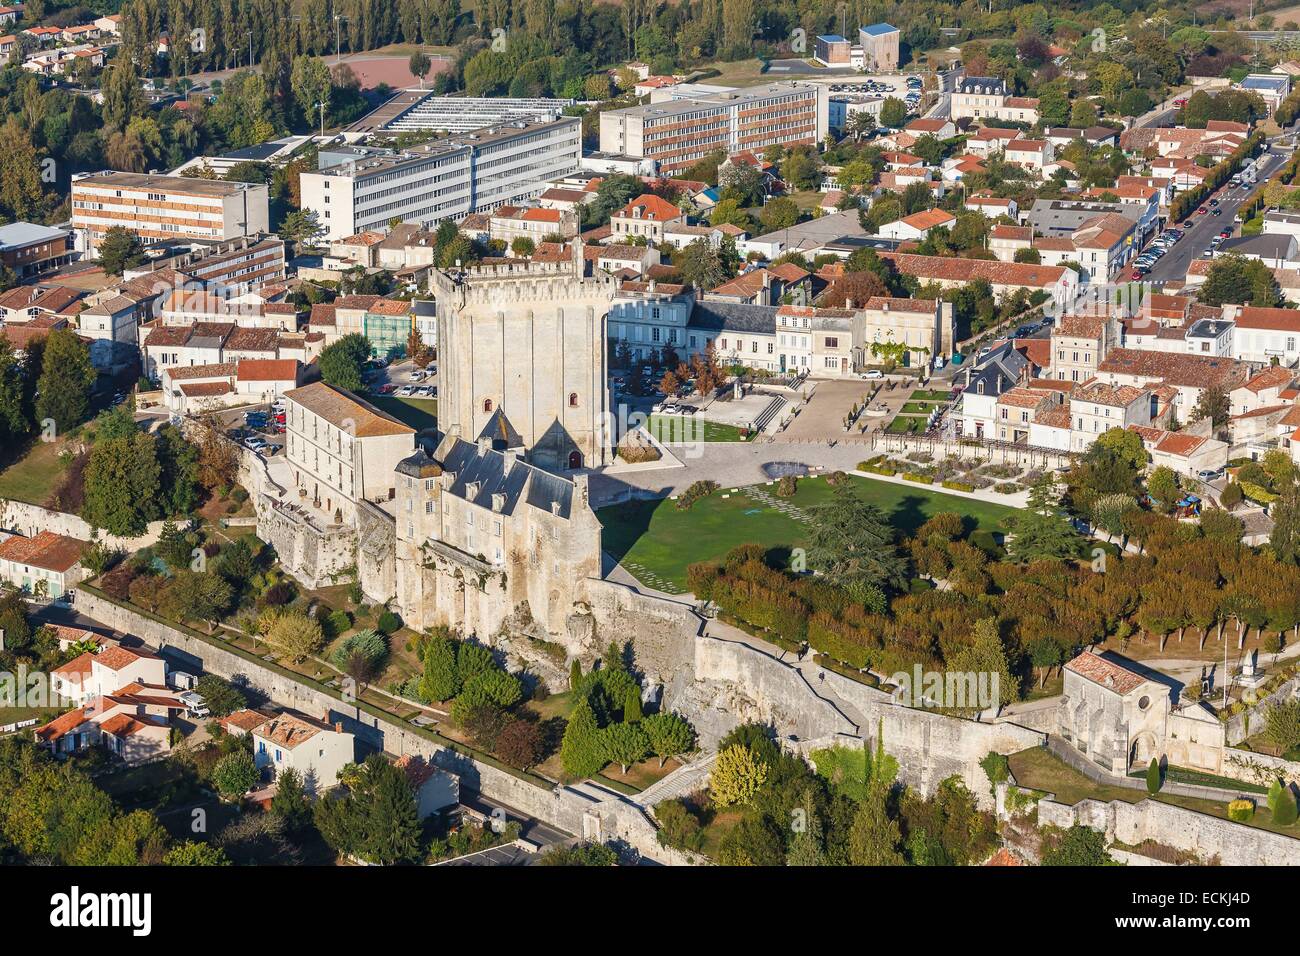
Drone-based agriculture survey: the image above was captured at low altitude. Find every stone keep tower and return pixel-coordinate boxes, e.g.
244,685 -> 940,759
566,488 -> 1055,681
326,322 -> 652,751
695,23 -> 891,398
432,244 -> 615,471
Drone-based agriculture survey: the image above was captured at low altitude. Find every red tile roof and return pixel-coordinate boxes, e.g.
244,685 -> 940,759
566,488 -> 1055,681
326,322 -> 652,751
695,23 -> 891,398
1065,652 -> 1149,695
0,530 -> 84,573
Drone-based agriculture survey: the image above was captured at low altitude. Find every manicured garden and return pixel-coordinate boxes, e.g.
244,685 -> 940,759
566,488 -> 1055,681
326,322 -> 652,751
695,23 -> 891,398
886,415 -> 929,434
598,472 -> 1014,592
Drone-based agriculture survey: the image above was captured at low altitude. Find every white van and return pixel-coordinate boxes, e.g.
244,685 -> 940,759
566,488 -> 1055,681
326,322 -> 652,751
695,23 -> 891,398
179,691 -> 210,719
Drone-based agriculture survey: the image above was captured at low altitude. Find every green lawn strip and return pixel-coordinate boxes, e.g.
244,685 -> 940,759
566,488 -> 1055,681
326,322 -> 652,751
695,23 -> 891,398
899,402 -> 943,415
910,390 -> 954,402
886,416 -> 928,433
597,474 -> 1013,591
647,414 -> 751,442
366,395 -> 438,432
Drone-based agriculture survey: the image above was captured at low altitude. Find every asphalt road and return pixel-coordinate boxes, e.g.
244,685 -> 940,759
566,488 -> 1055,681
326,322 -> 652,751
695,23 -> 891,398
1143,145 -> 1291,288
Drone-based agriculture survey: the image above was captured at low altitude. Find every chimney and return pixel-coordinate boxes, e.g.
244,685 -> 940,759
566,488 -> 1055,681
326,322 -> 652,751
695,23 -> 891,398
551,499 -> 562,515
881,299 -> 889,312
334,721 -> 343,733
477,435 -> 493,454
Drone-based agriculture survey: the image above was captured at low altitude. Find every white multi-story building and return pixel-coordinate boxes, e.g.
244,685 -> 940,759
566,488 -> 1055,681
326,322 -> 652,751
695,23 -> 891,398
1223,305 -> 1300,366
283,381 -> 417,522
598,82 -> 828,177
70,172 -> 269,254
300,117 -> 582,242
1068,382 -> 1154,452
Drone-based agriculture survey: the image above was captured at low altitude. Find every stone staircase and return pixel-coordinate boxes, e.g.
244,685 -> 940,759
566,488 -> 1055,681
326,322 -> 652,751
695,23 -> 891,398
634,750 -> 717,809
751,395 -> 788,434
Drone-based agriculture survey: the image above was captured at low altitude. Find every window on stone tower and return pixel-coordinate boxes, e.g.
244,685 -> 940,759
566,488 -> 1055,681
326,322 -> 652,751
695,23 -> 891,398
483,398 -> 493,413
569,392 -> 579,407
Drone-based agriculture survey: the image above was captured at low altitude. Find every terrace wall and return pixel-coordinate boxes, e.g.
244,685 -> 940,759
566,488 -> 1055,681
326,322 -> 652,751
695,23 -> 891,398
1038,796 -> 1300,866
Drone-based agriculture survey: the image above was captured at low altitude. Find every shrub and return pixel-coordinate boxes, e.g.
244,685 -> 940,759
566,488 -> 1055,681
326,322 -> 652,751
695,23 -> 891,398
327,609 -> 352,638
941,479 -> 975,493
676,479 -> 718,510
902,472 -> 933,484
775,474 -> 799,497
1272,784 -> 1298,826
1227,798 -> 1255,822
258,581 -> 295,608
1145,758 -> 1162,794
330,628 -> 389,672
1241,481 -> 1278,505
376,610 -> 402,634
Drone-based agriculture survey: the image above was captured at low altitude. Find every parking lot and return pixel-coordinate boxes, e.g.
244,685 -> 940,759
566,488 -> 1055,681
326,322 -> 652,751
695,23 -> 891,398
368,357 -> 439,400
225,402 -> 286,458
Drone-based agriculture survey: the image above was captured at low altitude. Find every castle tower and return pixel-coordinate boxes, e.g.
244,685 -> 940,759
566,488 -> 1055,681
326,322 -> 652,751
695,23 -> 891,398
431,243 -> 614,472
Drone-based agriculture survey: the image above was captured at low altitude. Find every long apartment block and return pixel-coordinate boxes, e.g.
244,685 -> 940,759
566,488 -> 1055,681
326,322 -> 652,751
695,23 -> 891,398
70,171 -> 270,254
300,116 -> 582,242
598,81 -> 828,176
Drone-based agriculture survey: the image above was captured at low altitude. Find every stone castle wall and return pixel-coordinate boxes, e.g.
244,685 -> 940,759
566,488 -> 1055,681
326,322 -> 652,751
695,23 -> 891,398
1039,796 -> 1300,866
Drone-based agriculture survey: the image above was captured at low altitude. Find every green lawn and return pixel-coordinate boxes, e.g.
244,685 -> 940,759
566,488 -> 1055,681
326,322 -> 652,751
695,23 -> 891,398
366,395 -> 438,432
899,401 -> 944,415
886,416 -> 928,434
0,437 -> 67,506
910,390 -> 954,402
647,414 -> 752,443
598,473 -> 1014,592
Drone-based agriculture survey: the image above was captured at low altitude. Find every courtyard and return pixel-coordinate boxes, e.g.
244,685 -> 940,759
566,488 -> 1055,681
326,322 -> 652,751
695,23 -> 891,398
597,471 -> 1015,593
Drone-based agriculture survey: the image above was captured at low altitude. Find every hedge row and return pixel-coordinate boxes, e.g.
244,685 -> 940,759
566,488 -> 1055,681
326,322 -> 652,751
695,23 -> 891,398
1169,131 -> 1265,223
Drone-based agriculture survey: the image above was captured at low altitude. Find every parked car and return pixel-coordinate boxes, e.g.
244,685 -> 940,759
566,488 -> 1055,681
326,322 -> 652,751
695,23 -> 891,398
862,370 -> 883,379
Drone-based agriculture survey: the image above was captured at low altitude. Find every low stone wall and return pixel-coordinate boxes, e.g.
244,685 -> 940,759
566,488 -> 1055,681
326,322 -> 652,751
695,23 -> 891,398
1221,747 -> 1300,788
73,588 -> 689,864
1038,796 -> 1300,866
0,499 -> 169,550
1226,675 -> 1300,745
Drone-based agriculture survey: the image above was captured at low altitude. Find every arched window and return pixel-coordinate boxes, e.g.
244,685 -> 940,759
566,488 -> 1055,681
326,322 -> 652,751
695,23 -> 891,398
483,398 -> 493,413
568,451 -> 583,470
568,392 -> 579,407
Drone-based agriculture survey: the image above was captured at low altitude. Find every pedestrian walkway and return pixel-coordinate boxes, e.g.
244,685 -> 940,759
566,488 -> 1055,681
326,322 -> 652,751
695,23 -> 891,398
741,485 -> 810,522
634,751 -> 717,808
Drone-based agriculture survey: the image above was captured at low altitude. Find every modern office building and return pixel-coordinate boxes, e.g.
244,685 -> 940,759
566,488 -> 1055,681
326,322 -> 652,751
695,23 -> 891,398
347,90 -> 573,135
70,172 -> 270,255
858,23 -> 900,72
598,82 -> 828,176
300,116 -> 582,242
814,34 -> 852,67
